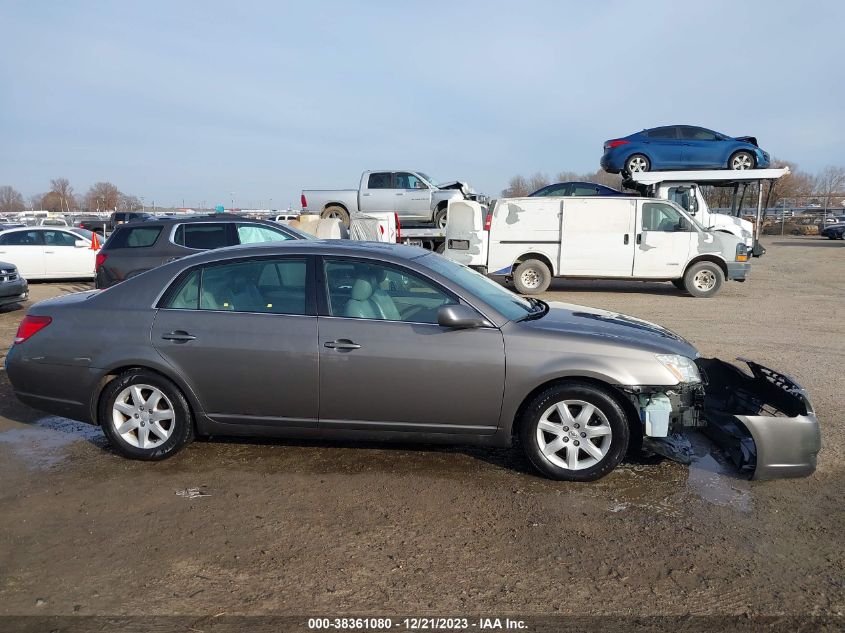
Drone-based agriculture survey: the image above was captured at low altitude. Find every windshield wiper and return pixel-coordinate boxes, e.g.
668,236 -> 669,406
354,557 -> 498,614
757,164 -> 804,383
516,297 -> 549,322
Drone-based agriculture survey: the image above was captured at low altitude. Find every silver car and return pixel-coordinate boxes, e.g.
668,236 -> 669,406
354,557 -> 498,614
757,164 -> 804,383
6,241 -> 820,481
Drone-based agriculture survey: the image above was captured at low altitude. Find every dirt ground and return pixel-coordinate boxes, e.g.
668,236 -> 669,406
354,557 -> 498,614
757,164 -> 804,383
0,237 -> 842,626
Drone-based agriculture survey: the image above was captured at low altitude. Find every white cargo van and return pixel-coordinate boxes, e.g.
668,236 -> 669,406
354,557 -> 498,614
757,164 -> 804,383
444,196 -> 750,298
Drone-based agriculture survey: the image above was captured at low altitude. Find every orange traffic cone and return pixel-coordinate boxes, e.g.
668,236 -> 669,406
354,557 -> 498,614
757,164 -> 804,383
89,232 -> 101,250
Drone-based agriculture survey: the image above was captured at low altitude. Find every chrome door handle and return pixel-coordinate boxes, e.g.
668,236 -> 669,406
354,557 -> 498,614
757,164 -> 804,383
362,192 -> 371,196
45,250 -> 55,254
395,192 -> 404,196
161,331 -> 196,342
324,339 -> 361,350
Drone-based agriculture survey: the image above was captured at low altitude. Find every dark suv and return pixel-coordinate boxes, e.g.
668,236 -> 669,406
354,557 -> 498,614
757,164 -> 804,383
95,215 -> 312,288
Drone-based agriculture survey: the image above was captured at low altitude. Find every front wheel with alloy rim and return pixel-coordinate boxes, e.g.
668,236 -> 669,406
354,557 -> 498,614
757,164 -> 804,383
519,383 -> 630,481
683,261 -> 724,298
729,151 -> 756,170
513,259 -> 551,294
99,369 -> 193,460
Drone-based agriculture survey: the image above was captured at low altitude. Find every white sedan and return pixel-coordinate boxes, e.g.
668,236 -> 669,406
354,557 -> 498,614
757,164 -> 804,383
0,227 -> 99,280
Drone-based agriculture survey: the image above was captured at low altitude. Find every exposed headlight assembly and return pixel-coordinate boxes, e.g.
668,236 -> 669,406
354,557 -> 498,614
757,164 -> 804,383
656,354 -> 701,383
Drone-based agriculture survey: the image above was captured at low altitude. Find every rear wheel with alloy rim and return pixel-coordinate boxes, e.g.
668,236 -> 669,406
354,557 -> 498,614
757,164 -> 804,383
520,383 -> 630,481
624,154 -> 650,174
99,369 -> 193,460
433,206 -> 448,229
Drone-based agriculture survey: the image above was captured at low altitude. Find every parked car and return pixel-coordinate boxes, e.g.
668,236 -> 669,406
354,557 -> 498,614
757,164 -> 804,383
274,212 -> 301,223
529,181 -> 624,197
7,241 -> 819,481
0,261 -> 28,308
78,211 -> 153,235
601,125 -> 771,175
37,218 -> 69,227
820,223 -> 845,239
95,215 -> 314,288
302,170 -> 482,228
0,227 -> 99,280
0,223 -> 26,231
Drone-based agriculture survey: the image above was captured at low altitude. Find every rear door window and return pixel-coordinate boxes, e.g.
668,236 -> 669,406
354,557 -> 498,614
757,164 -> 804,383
367,172 -> 393,189
42,230 -> 79,246
163,258 -> 309,315
107,226 -> 163,248
647,127 -> 678,139
173,223 -> 231,250
0,230 -> 44,246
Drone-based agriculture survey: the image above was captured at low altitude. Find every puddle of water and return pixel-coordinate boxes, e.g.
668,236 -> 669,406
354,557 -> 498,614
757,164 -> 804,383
604,432 -> 753,514
686,438 -> 753,512
0,416 -> 105,469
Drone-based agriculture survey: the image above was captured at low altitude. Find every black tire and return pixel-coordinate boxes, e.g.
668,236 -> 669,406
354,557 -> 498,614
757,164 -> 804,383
671,279 -> 686,290
435,242 -> 446,254
683,261 -> 724,298
513,259 -> 551,294
433,206 -> 448,229
624,154 -> 650,175
519,382 -> 630,482
321,205 -> 350,228
99,369 -> 193,460
729,150 -> 756,170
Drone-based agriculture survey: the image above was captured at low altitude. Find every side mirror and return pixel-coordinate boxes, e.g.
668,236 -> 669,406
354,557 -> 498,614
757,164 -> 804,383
74,239 -> 88,248
437,304 -> 485,329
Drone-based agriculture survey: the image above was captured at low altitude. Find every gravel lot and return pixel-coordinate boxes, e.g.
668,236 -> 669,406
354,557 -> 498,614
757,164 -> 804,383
0,237 -> 842,626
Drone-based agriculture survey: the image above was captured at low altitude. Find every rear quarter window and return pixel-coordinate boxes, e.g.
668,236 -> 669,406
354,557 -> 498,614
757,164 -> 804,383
105,225 -> 163,249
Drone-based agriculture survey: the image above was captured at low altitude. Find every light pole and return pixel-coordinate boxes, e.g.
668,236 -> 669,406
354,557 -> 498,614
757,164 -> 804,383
140,196 -> 145,212
269,197 -> 273,211
230,191 -> 235,212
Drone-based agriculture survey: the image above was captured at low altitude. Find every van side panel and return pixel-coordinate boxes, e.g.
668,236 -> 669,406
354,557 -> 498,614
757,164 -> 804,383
486,199 -> 562,275
559,198 -> 636,276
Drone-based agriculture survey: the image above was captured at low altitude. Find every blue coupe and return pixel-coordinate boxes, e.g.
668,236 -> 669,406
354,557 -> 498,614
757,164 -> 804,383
601,125 -> 770,175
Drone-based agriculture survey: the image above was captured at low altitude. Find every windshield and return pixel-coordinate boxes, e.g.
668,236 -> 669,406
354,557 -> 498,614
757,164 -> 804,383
417,253 -> 534,321
71,228 -> 96,241
419,173 -> 438,187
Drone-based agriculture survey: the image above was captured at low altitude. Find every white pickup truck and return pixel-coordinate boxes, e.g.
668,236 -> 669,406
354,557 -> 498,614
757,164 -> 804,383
301,170 -> 481,228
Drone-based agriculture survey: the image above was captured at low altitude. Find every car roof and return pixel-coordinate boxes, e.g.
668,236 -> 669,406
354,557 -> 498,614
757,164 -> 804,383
114,214 -> 281,228
170,239 -> 431,267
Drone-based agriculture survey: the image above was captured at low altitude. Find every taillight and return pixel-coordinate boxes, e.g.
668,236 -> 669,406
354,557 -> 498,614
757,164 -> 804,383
605,139 -> 630,150
14,315 -> 52,344
300,193 -> 307,209
95,252 -> 108,271
394,212 -> 401,243
483,210 -> 493,231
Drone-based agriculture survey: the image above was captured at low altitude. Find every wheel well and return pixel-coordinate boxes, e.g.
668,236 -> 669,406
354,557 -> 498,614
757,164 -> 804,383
91,365 -> 196,428
435,201 -> 448,212
685,254 -> 728,278
510,376 -> 642,447
323,202 -> 349,214
513,252 -> 555,276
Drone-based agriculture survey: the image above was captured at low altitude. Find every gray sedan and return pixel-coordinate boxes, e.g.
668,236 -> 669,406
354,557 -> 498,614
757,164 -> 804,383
6,241 -> 820,481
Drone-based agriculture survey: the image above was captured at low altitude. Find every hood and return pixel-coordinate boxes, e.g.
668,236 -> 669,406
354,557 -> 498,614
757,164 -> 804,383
734,135 -> 758,147
437,180 -> 476,196
519,301 -> 699,357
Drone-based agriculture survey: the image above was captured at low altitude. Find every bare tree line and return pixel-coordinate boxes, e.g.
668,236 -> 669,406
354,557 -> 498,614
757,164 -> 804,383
501,160 -> 845,210
0,178 -> 143,214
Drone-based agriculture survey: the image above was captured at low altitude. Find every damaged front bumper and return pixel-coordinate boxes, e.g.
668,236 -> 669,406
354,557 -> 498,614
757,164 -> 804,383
696,358 -> 820,480
624,358 -> 821,480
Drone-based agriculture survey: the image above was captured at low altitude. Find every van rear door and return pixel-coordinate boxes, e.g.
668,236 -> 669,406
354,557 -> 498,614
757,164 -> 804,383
559,198 -> 636,276
443,200 -> 487,267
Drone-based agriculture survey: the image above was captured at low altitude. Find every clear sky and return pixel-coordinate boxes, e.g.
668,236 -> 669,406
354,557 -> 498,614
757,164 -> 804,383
1,0 -> 843,208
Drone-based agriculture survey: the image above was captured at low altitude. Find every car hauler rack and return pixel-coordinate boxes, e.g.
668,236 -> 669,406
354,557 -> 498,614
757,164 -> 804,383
624,168 -> 790,256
